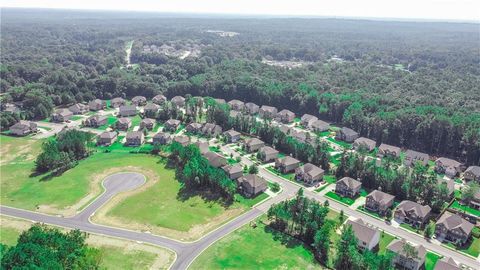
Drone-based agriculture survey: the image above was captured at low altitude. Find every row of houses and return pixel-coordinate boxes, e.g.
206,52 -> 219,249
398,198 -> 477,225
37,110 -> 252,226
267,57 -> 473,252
186,122 -> 223,137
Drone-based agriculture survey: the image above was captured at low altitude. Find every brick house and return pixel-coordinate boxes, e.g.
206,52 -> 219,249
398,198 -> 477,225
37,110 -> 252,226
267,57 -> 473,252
173,135 -> 190,146
84,115 -> 107,127
387,239 -> 426,270
201,123 -> 222,137
152,94 -> 167,105
435,157 -> 464,178
152,132 -> 171,145
88,99 -> 106,111
300,114 -> 318,128
111,97 -> 126,108
140,118 -> 156,130
404,150 -> 429,167
276,109 -> 295,123
68,103 -> 89,115
245,102 -> 260,115
259,105 -> 278,119
224,129 -> 241,143
227,99 -> 245,111
97,131 -> 117,146
164,119 -> 181,132
51,108 -> 73,122
171,96 -> 185,108
237,174 -> 267,197
353,137 -> 376,152
377,143 -> 401,159
119,105 -> 137,117
464,166 -> 480,182
125,131 -> 144,146
222,164 -> 243,180
346,218 -> 380,251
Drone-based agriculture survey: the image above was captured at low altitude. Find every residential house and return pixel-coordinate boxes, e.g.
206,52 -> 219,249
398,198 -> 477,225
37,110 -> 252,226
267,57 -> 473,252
245,102 -> 260,115
84,115 -> 107,127
68,103 -> 89,115
433,257 -> 461,270
224,129 -> 241,143
295,163 -> 324,185
435,157 -> 464,178
258,146 -> 279,162
194,141 -> 209,154
222,164 -> 243,180
275,156 -> 301,173
277,124 -> 291,135
88,99 -> 106,111
152,132 -> 171,145
237,174 -> 267,197
111,97 -> 126,108
143,103 -> 160,117
118,105 -> 137,117
404,150 -> 429,167
171,96 -> 185,108
276,109 -> 295,123
378,143 -> 401,159
387,239 -> 426,270
335,177 -> 362,198
9,121 -> 37,136
353,137 -> 376,152
140,118 -> 156,130
310,119 -> 330,132
164,119 -> 181,132
228,99 -> 245,111
51,108 -> 73,122
97,131 -> 117,146
132,96 -> 147,106
152,94 -> 167,105
464,166 -> 480,182
259,105 -> 278,119
244,138 -> 265,153
365,190 -> 395,215
186,122 -> 203,133
290,129 -> 308,143
435,212 -> 473,246
203,151 -> 227,168
346,218 -> 380,251
229,110 -> 242,118
335,127 -> 358,143
173,135 -> 190,146
116,118 -> 131,131
125,131 -> 144,146
201,123 -> 222,137
437,178 -> 455,197
214,98 -> 226,104
301,114 -> 318,128
394,200 -> 431,228
468,191 -> 480,210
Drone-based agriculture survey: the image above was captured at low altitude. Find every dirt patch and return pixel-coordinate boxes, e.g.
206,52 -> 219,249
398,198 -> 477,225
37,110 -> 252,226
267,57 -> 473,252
0,139 -> 38,165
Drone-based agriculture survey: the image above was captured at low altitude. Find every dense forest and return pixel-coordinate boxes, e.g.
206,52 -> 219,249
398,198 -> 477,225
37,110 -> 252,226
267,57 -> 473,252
1,8 -> 479,165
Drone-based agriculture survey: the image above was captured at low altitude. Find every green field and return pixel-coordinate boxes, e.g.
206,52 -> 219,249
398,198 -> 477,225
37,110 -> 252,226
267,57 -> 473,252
190,219 -> 323,270
325,191 -> 355,205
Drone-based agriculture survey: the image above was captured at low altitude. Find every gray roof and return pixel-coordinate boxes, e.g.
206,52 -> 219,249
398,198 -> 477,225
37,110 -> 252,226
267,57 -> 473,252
214,98 -> 226,104
239,174 -> 267,189
354,137 -> 376,150
337,177 -> 362,190
387,239 -> 426,261
152,95 -> 166,103
277,156 -> 300,166
340,127 -> 358,137
437,178 -> 455,194
153,132 -> 170,139
278,109 -> 295,118
224,129 -> 241,137
259,146 -> 279,156
465,166 -> 480,176
141,118 -> 156,125
299,163 -> 324,178
68,103 -> 88,112
367,190 -> 395,205
126,131 -> 143,139
111,97 -> 125,103
171,96 -> 185,105
260,105 -> 277,113
87,115 -> 107,122
99,131 -> 117,139
228,99 -> 244,107
174,135 -> 189,143
436,212 -> 474,235
396,200 -> 431,219
311,119 -> 330,130
379,143 -> 401,154
132,96 -> 146,102
117,117 -> 131,124
346,219 -> 379,246
245,138 -> 264,147
119,105 -> 137,113
301,114 -> 317,122
245,102 -> 259,110
10,120 -> 36,130
55,108 -> 73,117
434,257 -> 461,270
195,141 -> 209,154
144,103 -> 160,111
222,164 -> 243,175
166,119 -> 181,126
203,151 -> 227,168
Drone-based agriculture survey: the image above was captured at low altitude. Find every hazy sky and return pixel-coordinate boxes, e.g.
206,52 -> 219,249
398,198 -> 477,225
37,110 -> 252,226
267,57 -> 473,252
2,0 -> 479,21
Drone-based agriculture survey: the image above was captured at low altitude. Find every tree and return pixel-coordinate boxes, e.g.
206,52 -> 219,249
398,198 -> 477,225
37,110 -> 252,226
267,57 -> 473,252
270,182 -> 280,193
338,210 -> 345,226
385,209 -> 393,221
402,242 -> 419,261
334,225 -> 362,270
424,221 -> 435,239
313,220 -> 334,264
462,182 -> 480,205
248,164 -> 258,174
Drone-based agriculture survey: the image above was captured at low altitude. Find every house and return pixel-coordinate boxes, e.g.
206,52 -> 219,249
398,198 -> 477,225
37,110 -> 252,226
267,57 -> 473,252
152,132 -> 171,145
228,99 -> 245,111
84,115 -> 107,127
346,218 -> 380,251
214,98 -> 226,104
125,131 -> 144,146
140,118 -> 156,130
224,129 -> 241,143
186,122 -> 203,133
152,94 -> 167,105
365,190 -> 395,215
394,200 -> 431,228
259,105 -> 278,119
111,97 -> 126,108
464,166 -> 480,182
435,212 -> 473,246
310,119 -> 330,132
437,178 -> 455,197
171,96 -> 185,108
244,138 -> 265,153
68,103 -> 89,115
353,137 -> 376,152
222,164 -> 243,180
132,96 -> 147,106
9,121 -> 37,136
276,109 -> 295,123
173,135 -> 190,146
378,143 -> 401,159
118,105 -> 137,117
290,129 -> 308,143
116,118 -> 131,131
435,157 -> 464,178
335,177 -> 362,198
258,146 -> 279,162
301,114 -> 318,128
295,163 -> 324,185
277,124 -> 291,135
335,127 -> 358,143
230,110 -> 243,118
88,99 -> 106,111
237,174 -> 267,197
404,150 -> 429,167
275,156 -> 301,173
164,119 -> 181,132
143,103 -> 160,117
433,257 -> 461,270
201,123 -> 222,137
387,239 -> 426,270
245,102 -> 260,115
203,151 -> 227,168
51,108 -> 73,122
97,131 -> 117,146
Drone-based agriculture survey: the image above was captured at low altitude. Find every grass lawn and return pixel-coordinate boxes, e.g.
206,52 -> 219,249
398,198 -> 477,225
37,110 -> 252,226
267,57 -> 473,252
378,232 -> 396,255
326,137 -> 352,149
450,200 -> 480,217
209,146 -> 221,153
357,206 -> 384,220
316,131 -> 331,137
70,115 -> 84,121
38,125 -> 52,131
425,252 -> 441,270
324,174 -> 337,184
325,191 -> 355,206
399,223 -> 424,234
128,115 -> 142,131
315,183 -> 331,193
359,188 -> 369,197
234,192 -> 269,208
96,116 -> 118,130
443,236 -> 480,257
189,219 -> 322,270
265,166 -> 295,181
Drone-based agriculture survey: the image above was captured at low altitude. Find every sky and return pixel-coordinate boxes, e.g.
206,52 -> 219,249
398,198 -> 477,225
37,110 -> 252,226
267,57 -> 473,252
2,0 -> 479,21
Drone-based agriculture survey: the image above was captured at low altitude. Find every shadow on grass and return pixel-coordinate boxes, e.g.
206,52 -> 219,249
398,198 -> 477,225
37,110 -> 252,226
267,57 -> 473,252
263,225 -> 304,250
176,184 -> 233,208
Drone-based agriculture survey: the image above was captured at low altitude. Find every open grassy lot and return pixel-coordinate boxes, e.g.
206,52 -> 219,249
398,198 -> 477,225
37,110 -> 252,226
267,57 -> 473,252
325,191 -> 355,206
190,218 -> 323,270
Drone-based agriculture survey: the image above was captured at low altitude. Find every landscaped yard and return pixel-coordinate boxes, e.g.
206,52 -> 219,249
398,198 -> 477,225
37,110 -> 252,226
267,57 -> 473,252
96,115 -> 118,130
189,218 -> 323,269
70,115 -> 84,121
443,236 -> 480,257
128,115 -> 142,131
326,137 -> 352,149
324,174 -> 337,184
325,191 -> 355,206
399,223 -> 424,234
378,232 -> 396,255
265,166 -> 295,181
450,200 -> 480,217
425,252 -> 441,270
356,205 -> 384,220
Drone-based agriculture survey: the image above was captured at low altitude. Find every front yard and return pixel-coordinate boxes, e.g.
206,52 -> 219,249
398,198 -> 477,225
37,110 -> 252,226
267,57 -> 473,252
325,191 -> 355,206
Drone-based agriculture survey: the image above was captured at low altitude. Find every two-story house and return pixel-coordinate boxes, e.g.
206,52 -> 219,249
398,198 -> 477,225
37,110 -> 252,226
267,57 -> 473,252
365,190 -> 395,215
295,163 -> 324,185
394,200 -> 431,228
335,177 -> 362,198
